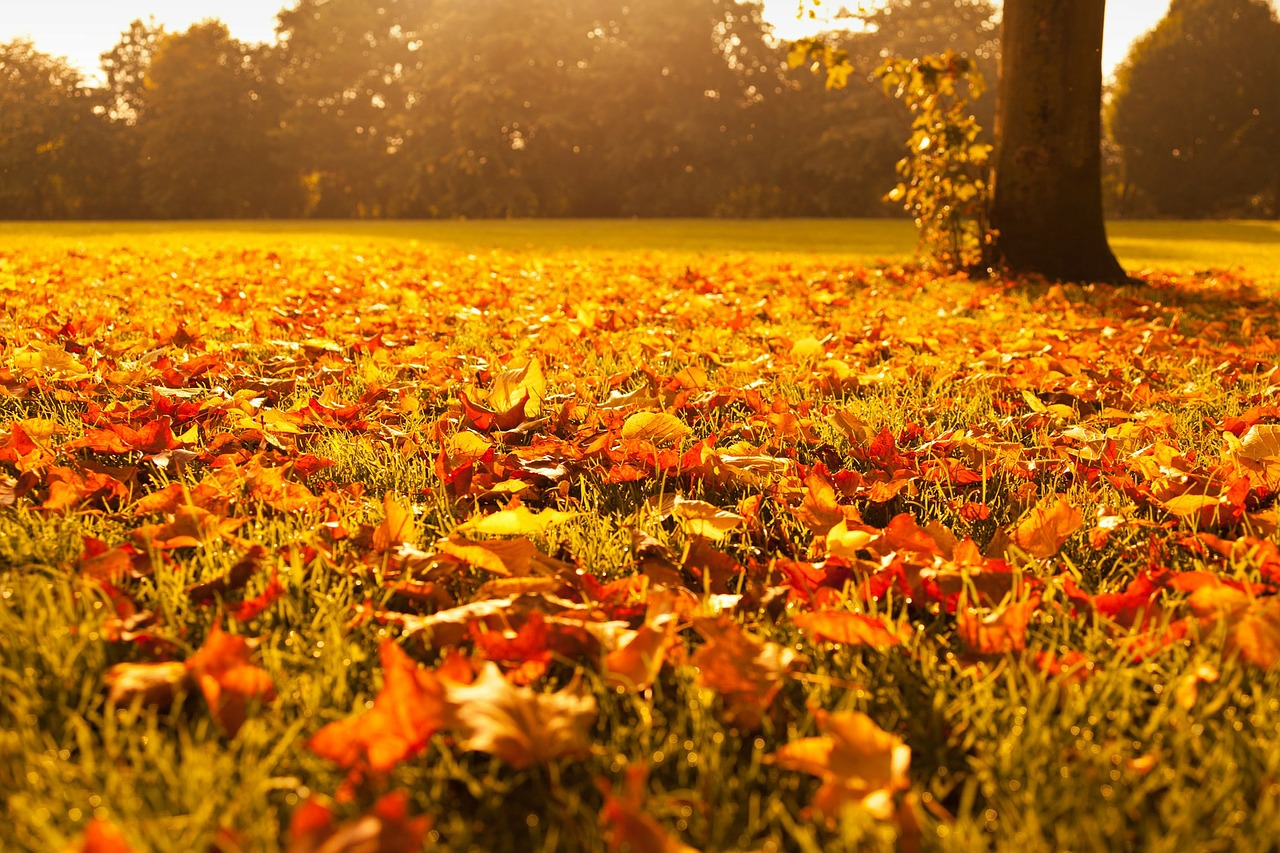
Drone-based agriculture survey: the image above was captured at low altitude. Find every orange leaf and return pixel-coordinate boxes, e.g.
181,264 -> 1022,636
286,792 -> 431,853
308,640 -> 449,772
73,818 -> 142,853
691,615 -> 804,730
185,623 -> 276,737
444,662 -> 597,769
605,621 -> 675,692
793,610 -> 911,648
772,710 -> 911,821
956,596 -> 1040,655
1010,497 -> 1082,558
373,491 -> 416,552
599,764 -> 701,853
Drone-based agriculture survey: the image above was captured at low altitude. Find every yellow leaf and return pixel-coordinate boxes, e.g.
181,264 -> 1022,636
620,412 -> 692,445
373,491 -> 416,552
670,497 -> 743,540
456,506 -> 574,537
772,710 -> 911,821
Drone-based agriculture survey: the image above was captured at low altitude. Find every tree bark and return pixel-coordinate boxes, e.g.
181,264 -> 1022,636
989,0 -> 1129,282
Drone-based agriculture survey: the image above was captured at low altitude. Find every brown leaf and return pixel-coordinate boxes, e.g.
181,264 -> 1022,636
444,662 -> 597,769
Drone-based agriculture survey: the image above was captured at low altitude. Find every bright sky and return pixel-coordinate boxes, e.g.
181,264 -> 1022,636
2,1 -> 1275,82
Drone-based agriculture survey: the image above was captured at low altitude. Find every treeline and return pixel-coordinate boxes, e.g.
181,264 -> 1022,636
1,0 -> 1001,220
1,0 -> 1276,221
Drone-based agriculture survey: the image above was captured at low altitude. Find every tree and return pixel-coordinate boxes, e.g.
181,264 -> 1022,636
275,0 -> 427,216
0,40 -> 103,218
1110,0 -> 1280,218
140,21 -> 296,217
987,0 -> 1127,282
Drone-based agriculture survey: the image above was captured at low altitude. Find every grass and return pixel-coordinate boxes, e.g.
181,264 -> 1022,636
2,222 -> 1280,851
1,218 -> 1278,273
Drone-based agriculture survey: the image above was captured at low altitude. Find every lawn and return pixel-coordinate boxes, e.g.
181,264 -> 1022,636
3,220 -> 1280,852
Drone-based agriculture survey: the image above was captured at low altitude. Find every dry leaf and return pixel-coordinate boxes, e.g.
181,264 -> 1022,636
772,710 -> 911,821
444,662 -> 597,768
620,412 -> 692,444
793,610 -> 911,649
455,506 -> 575,537
185,624 -> 276,737
691,616 -> 804,730
308,641 -> 449,771
1010,496 -> 1083,558
373,491 -> 416,552
599,764 -> 701,853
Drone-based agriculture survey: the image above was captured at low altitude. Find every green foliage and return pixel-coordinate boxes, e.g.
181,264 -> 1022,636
875,52 -> 993,272
1109,0 -> 1280,218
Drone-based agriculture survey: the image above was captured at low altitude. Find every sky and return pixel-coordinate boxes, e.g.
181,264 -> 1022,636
1,0 -> 1272,83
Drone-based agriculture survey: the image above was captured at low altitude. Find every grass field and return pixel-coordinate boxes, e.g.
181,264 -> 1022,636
3,221 -> 1280,852
3,219 -> 1279,273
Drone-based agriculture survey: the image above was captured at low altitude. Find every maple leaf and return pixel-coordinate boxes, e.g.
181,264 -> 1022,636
1187,584 -> 1280,669
308,640 -> 450,772
444,662 -> 597,769
793,610 -> 911,649
690,615 -> 804,729
489,355 -> 546,418
669,497 -> 744,540
772,709 -> 911,821
185,623 -> 277,737
455,505 -> 575,537
1010,496 -> 1083,558
955,595 -> 1041,655
605,615 -> 678,692
599,765 -> 701,853
287,792 -> 432,853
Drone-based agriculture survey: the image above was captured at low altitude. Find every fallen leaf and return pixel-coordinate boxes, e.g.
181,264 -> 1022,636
691,615 -> 804,729
444,662 -> 597,768
373,491 -> 416,552
599,764 -> 701,853
1010,497 -> 1083,558
772,709 -> 911,821
793,610 -> 911,649
287,792 -> 432,853
308,640 -> 450,772
185,624 -> 276,737
620,412 -> 692,445
455,506 -> 574,537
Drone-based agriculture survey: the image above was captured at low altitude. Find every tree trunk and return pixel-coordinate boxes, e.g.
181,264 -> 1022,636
989,0 -> 1128,283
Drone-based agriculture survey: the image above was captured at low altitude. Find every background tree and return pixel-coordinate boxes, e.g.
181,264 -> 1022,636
0,40 -> 104,218
140,22 -> 296,218
1110,0 -> 1280,218
275,0 -> 427,216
